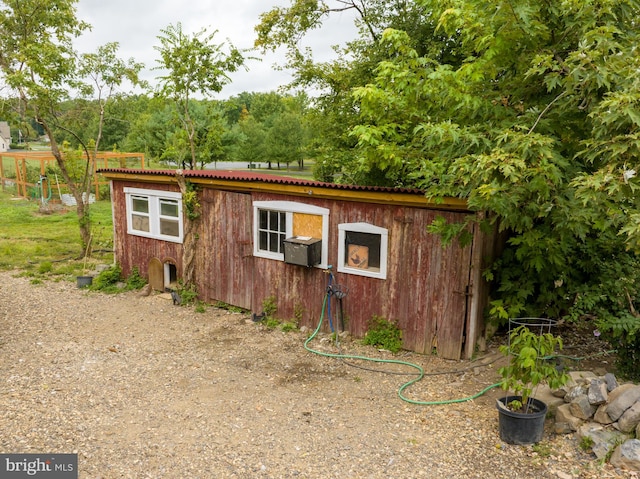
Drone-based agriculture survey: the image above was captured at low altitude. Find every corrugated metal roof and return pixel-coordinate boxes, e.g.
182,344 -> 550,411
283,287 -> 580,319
97,167 -> 427,195
98,167 -> 470,211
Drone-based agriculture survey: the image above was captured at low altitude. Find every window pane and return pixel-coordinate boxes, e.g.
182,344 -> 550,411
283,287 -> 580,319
132,196 -> 149,213
345,232 -> 381,269
259,231 -> 268,250
160,219 -> 179,237
269,211 -> 279,230
279,212 -> 286,232
132,214 -> 150,232
160,199 -> 179,217
269,232 -> 279,252
259,210 -> 268,230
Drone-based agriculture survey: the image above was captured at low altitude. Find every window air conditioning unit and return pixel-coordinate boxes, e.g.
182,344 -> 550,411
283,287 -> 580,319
283,236 -> 322,267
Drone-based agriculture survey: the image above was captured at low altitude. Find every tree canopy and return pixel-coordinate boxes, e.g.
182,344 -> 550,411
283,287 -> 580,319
256,0 -> 640,377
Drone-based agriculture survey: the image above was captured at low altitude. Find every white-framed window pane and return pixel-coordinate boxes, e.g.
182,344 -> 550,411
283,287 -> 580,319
338,223 -> 388,279
132,196 -> 149,213
160,218 -> 180,237
344,231 -> 382,271
160,199 -> 179,217
124,187 -> 183,243
257,208 -> 287,254
132,214 -> 150,232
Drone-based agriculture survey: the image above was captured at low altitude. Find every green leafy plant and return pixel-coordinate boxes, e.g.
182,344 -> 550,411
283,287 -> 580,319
363,315 -> 403,353
532,441 -> 553,458
262,295 -> 277,318
175,282 -> 198,305
280,321 -> 297,332
125,267 -> 146,290
38,262 -> 53,274
90,265 -> 123,293
194,301 -> 207,313
90,265 -> 147,293
498,325 -> 570,410
213,301 -> 248,314
579,435 -> 594,452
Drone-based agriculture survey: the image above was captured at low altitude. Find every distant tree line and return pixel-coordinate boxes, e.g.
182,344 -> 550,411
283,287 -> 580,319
0,91 -> 312,171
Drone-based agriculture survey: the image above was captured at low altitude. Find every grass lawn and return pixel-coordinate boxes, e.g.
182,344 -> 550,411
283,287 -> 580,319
0,190 -> 113,278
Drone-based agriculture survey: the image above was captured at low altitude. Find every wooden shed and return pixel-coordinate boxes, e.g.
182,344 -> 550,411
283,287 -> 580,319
99,168 -> 496,360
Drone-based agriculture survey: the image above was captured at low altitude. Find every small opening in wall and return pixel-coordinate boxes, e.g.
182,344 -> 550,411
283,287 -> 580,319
164,262 -> 178,289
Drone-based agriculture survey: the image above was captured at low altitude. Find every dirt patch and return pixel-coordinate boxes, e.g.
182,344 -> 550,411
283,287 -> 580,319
0,271 -> 626,478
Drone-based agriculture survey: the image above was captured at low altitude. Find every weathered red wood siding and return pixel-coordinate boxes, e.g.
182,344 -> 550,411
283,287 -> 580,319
109,180 -> 482,360
244,193 -> 474,359
110,181 -> 183,279
197,189 -> 253,309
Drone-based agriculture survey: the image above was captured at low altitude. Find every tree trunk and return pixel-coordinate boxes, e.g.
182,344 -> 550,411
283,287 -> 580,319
40,119 -> 93,250
175,172 -> 199,289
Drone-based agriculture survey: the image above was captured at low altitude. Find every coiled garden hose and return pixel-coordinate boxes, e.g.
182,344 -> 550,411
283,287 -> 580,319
304,291 -> 502,405
305,290 -> 614,405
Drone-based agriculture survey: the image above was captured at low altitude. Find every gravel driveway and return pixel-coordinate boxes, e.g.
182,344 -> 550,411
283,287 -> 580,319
0,271 -> 623,478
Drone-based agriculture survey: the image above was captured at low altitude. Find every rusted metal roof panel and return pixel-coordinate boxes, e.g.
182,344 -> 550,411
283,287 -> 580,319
98,168 -> 470,211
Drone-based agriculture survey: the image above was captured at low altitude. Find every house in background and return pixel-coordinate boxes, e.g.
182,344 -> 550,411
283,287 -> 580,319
98,168 -> 498,360
0,122 -> 11,152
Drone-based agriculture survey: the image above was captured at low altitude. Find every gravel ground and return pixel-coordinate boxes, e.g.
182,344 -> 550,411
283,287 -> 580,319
0,271 -> 628,478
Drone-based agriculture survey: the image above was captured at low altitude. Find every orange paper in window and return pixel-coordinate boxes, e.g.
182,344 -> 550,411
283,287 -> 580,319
347,244 -> 369,269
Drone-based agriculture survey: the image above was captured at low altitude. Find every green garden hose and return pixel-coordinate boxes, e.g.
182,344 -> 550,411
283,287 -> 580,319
304,292 -> 502,405
306,277 -> 614,406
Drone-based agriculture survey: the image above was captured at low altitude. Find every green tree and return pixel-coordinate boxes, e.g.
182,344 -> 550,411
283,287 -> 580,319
258,0 -> 640,372
0,0 -> 140,250
255,1 -> 450,182
154,22 -> 244,169
348,2 -> 640,334
266,111 -> 304,170
229,115 -> 267,167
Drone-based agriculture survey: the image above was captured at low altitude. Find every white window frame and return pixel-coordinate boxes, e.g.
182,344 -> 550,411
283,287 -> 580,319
253,200 -> 329,268
337,222 -> 388,279
124,187 -> 183,243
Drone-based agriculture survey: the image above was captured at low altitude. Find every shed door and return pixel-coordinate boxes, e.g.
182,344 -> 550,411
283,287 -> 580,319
203,190 -> 253,310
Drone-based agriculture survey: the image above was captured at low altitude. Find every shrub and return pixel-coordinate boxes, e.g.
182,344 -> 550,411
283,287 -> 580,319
90,265 -> 123,292
363,315 -> 403,353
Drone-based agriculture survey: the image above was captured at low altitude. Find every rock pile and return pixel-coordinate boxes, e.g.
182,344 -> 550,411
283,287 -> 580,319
545,371 -> 640,471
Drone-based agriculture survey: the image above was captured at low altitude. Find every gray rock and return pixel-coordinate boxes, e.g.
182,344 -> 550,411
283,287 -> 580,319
578,423 -> 629,460
607,385 -> 640,421
619,401 -> 640,433
554,376 -> 578,398
587,379 -> 608,405
569,394 -> 596,420
532,385 -> 565,415
555,404 -> 582,433
593,404 -> 614,425
604,372 -> 619,392
610,439 -> 640,471
564,385 -> 587,403
569,371 -> 597,383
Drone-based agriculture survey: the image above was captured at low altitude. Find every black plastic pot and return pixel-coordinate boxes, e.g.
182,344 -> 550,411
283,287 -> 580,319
496,396 -> 548,445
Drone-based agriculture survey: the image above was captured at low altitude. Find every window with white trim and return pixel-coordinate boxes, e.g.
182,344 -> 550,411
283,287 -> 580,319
338,223 -> 388,279
124,187 -> 183,243
253,201 -> 329,267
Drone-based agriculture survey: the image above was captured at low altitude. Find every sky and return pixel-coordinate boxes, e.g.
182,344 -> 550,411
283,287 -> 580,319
74,0 -> 359,99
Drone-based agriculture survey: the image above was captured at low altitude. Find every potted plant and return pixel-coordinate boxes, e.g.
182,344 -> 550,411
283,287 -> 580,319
497,324 -> 570,445
76,234 -> 94,288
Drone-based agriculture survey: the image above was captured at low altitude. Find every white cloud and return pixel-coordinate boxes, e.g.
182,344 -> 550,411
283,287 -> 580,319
75,0 -> 359,99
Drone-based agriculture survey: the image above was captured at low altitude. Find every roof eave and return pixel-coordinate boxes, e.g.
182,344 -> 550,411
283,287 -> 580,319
99,170 -> 470,211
